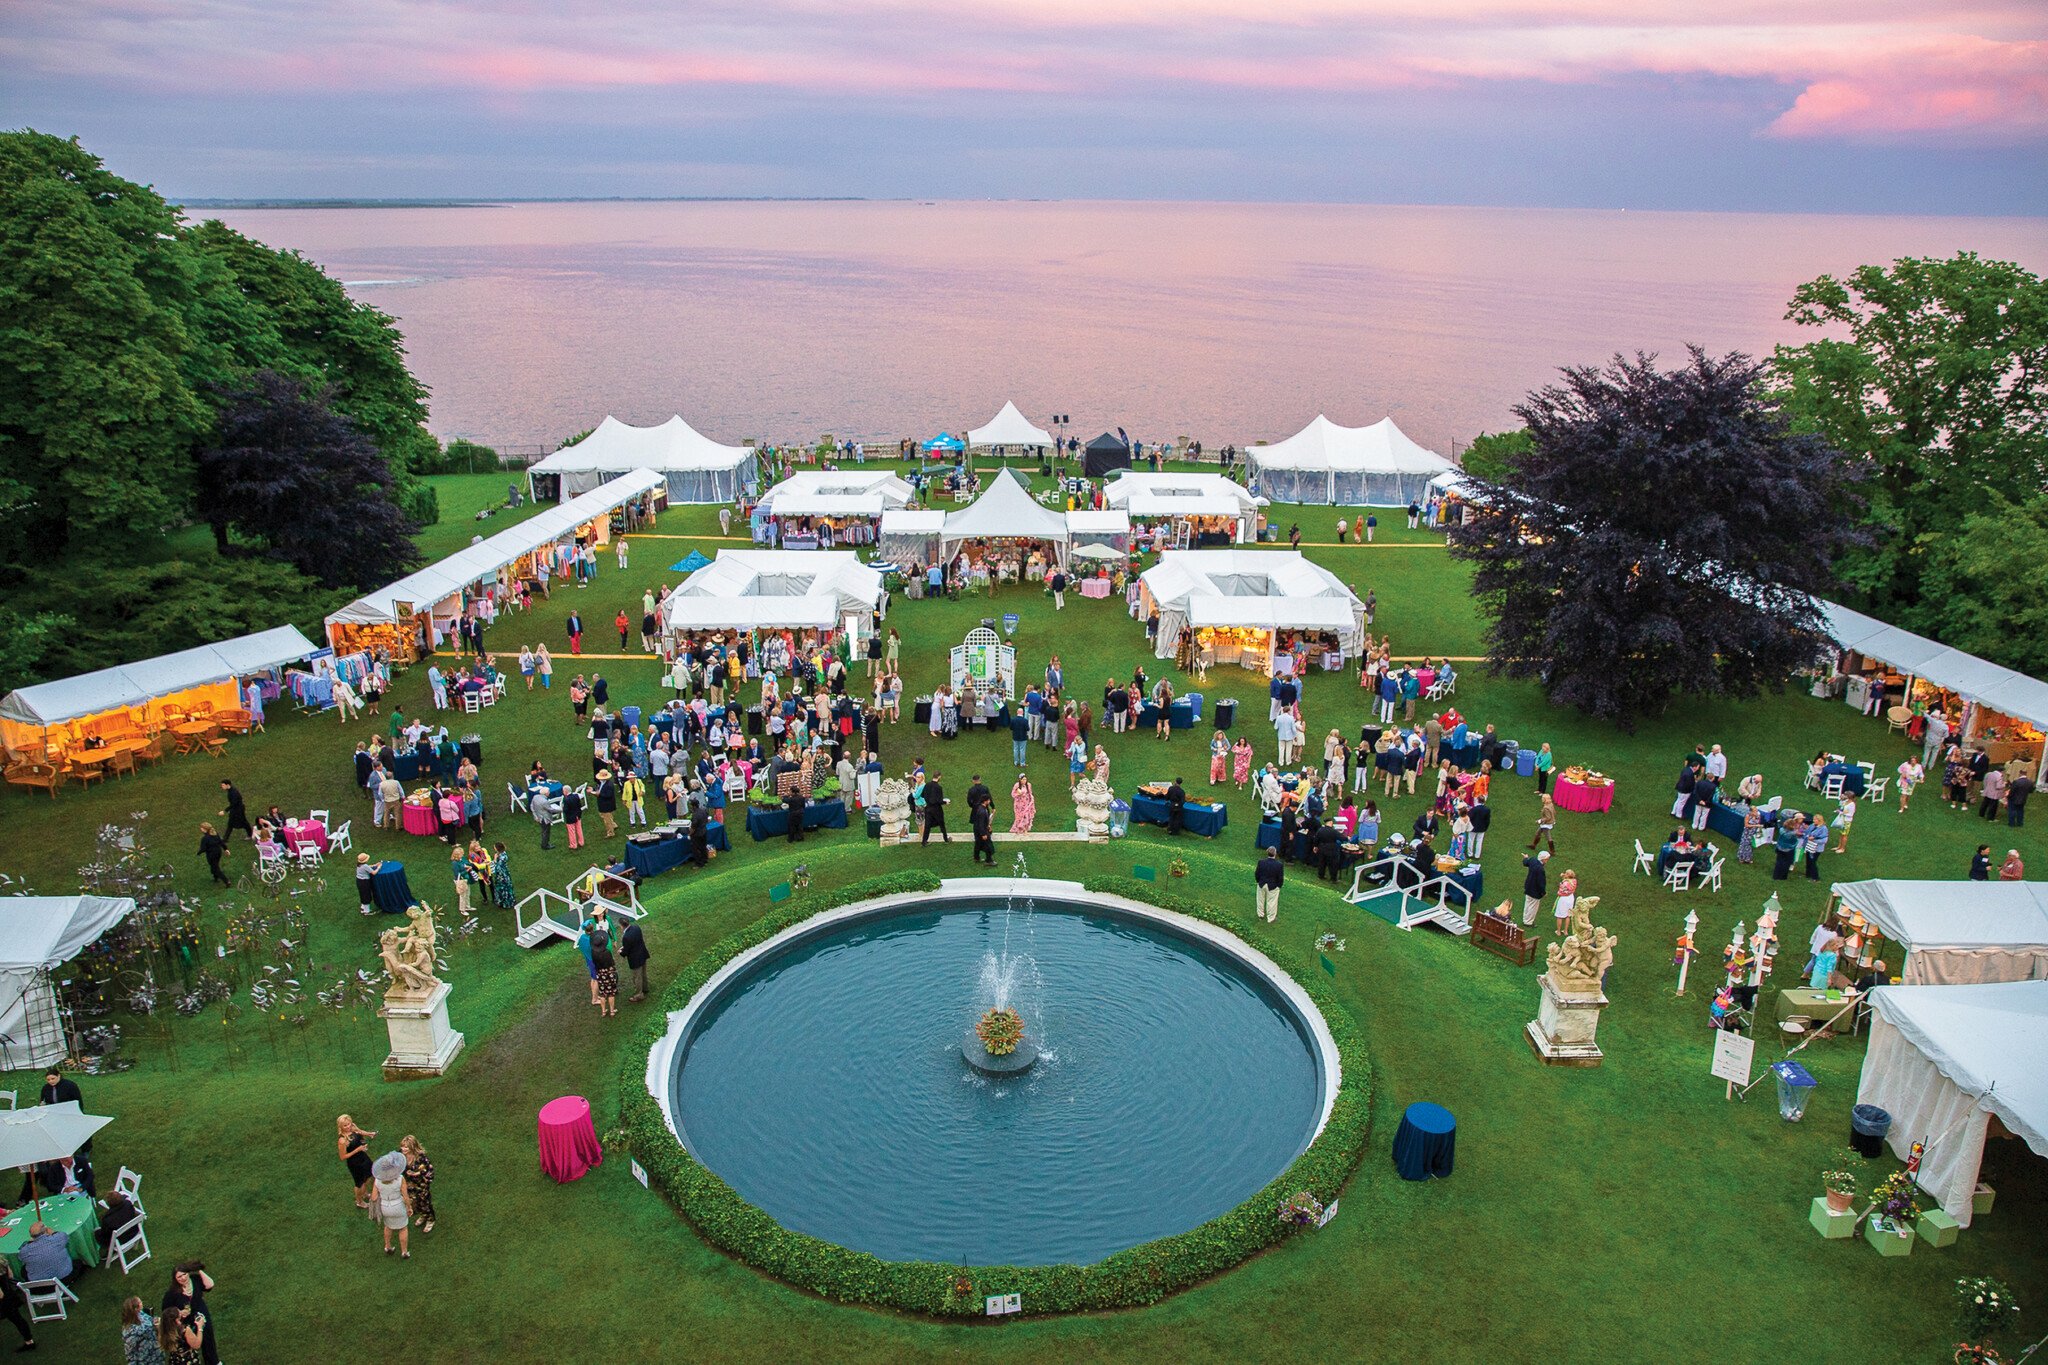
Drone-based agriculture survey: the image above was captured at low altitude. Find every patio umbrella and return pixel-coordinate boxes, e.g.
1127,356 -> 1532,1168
1072,544 -> 1125,561
0,1101 -> 112,1218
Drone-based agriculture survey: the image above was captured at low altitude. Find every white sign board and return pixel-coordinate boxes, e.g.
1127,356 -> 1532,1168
984,1292 -> 1022,1316
1316,1197 -> 1340,1228
631,1159 -> 649,1189
1710,1030 -> 1755,1087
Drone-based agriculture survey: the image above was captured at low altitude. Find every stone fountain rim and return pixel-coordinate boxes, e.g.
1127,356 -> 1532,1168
645,876 -> 1341,1155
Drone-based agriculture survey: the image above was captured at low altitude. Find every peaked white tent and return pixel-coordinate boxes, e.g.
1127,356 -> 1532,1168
940,469 -> 1070,562
663,551 -> 885,634
1103,473 -> 1265,543
966,401 -> 1054,450
529,416 -> 758,504
1,626 -> 319,758
1857,979 -> 2048,1226
1248,415 -> 1454,506
0,896 -> 134,1068
1830,880 -> 2048,985
754,470 -> 916,520
1137,550 -> 1366,670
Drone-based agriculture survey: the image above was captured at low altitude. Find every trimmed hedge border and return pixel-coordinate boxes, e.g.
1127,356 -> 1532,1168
619,870 -> 1373,1318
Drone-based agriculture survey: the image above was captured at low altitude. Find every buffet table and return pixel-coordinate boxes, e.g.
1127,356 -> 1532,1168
1128,790 -> 1228,837
1554,774 -> 1615,813
400,801 -> 441,836
621,825 -> 731,878
745,797 -> 849,841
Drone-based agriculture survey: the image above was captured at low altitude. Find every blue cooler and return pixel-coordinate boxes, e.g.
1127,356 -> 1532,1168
1187,692 -> 1203,722
1515,748 -> 1538,778
621,705 -> 642,729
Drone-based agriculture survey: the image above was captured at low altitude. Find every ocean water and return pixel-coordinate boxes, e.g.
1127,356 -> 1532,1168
209,200 -> 2048,455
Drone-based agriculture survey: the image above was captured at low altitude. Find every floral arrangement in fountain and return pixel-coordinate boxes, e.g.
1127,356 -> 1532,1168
1870,1169 -> 1922,1227
976,1007 -> 1024,1056
1316,933 -> 1347,954
1955,1277 -> 2021,1344
1276,1191 -> 1325,1227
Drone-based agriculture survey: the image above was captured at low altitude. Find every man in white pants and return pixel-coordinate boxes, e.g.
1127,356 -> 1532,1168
1255,852 -> 1284,923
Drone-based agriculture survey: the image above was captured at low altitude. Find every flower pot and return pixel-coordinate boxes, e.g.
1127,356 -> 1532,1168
1824,1188 -> 1854,1213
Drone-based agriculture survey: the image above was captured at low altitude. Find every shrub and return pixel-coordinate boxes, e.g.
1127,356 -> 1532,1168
619,870 -> 1372,1318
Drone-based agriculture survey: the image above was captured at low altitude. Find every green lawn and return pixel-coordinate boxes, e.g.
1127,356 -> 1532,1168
1,473 -> 2041,1362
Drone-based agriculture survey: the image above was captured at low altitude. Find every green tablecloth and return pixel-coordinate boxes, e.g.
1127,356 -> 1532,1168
0,1191 -> 100,1275
1776,987 -> 1858,1029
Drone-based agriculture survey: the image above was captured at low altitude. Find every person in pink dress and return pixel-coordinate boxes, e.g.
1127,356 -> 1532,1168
1010,773 -> 1035,833
1232,737 -> 1255,787
1209,731 -> 1231,785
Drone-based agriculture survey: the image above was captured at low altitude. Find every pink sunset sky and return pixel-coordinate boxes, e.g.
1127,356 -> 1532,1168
3,0 -> 2044,208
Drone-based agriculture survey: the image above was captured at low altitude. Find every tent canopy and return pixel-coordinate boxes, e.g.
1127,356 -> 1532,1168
0,626 -> 318,729
967,401 -> 1053,449
1064,510 -> 1131,535
330,470 -> 663,630
1857,980 -> 2048,1226
664,550 -> 882,633
1248,415 -> 1452,506
755,471 -> 916,519
1832,880 -> 2048,984
0,897 -> 135,971
1139,550 -> 1365,664
1103,473 -> 1262,520
1817,599 -> 2048,732
942,469 -> 1069,554
530,416 -> 755,503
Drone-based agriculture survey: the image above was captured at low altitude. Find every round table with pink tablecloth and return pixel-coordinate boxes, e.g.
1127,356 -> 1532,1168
1553,775 -> 1616,813
400,801 -> 441,836
537,1095 -> 604,1183
283,819 -> 329,853
1077,577 -> 1113,599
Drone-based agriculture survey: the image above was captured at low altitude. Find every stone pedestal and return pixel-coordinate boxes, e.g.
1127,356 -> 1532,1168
1073,778 -> 1111,842
1524,972 -> 1608,1067
381,981 -> 464,1080
877,778 -> 913,846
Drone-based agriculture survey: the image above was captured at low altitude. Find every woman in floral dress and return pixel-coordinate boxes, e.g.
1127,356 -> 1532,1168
1232,737 -> 1254,788
1737,805 -> 1761,865
1209,730 -> 1231,785
1010,773 -> 1035,833
489,843 -> 516,909
401,1135 -> 437,1233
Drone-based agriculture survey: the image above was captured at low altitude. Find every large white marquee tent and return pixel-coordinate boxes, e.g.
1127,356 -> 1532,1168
1103,472 -> 1265,543
940,469 -> 1070,561
754,470 -> 917,520
0,896 -> 134,1068
1830,880 -> 2048,985
528,416 -> 757,504
1137,550 -> 1366,667
1247,415 -> 1454,506
1856,979 -> 2048,1226
663,551 -> 885,633
966,401 -> 1054,450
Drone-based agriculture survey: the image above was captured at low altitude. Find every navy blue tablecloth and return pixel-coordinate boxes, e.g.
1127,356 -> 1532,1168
1821,763 -> 1867,796
621,825 -> 731,877
388,751 -> 432,782
1128,791 -> 1229,837
1392,1101 -> 1457,1180
1446,865 -> 1484,906
745,797 -> 850,841
1135,699 -> 1197,730
1255,819 -> 1312,860
371,861 -> 414,914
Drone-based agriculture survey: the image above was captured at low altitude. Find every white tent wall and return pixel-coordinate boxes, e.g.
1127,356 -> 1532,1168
1831,880 -> 2048,985
1856,1013 -> 1994,1226
0,970 -> 61,1070
529,416 -> 756,504
939,469 -> 1070,563
0,896 -> 135,1069
1247,415 -> 1453,507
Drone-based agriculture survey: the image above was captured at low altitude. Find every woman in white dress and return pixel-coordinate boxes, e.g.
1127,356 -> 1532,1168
371,1151 -> 413,1259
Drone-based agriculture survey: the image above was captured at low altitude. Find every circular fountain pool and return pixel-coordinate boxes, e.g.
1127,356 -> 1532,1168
659,883 -> 1333,1267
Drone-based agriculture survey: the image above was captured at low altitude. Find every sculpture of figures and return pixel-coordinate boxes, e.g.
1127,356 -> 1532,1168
878,778 -> 913,842
379,905 -> 442,996
1073,776 -> 1112,839
1544,895 -> 1616,994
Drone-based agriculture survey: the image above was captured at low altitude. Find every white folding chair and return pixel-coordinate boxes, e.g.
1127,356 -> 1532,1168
1663,863 -> 1692,892
309,809 -> 331,826
1856,762 -> 1876,784
1865,775 -> 1890,803
480,688 -> 497,708
24,1278 -> 76,1322
1822,773 -> 1846,800
507,782 -> 525,814
109,1215 -> 151,1273
1702,858 -> 1724,893
328,820 -> 354,854
296,842 -> 323,869
462,691 -> 482,714
1632,839 -> 1654,877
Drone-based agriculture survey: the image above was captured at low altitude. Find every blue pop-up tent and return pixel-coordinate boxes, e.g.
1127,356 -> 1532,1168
668,550 -> 713,574
923,434 -> 965,454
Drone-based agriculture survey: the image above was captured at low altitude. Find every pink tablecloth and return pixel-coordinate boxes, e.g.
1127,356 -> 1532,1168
1077,578 -> 1113,599
538,1095 -> 603,1183
400,802 -> 441,836
1554,776 -> 1615,814
283,820 -> 328,853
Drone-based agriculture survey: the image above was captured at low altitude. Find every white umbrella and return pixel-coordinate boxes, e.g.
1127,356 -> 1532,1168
0,1101 -> 112,1218
1072,544 -> 1125,561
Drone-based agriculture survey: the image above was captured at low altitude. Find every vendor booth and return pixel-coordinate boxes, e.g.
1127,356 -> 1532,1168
938,469 -> 1071,586
1,625 -> 319,764
663,551 -> 885,637
1425,470 -> 1482,529
1064,510 -> 1133,558
1136,551 -> 1366,674
1817,600 -> 2048,780
876,510 -> 947,571
966,401 -> 1054,454
1827,880 -> 2048,985
1855,979 -> 2048,1227
1103,473 -> 1264,546
1247,414 -> 1453,506
751,471 -> 915,549
527,415 -> 757,504
328,469 -> 664,660
1083,432 -> 1132,477
0,896 -> 134,1069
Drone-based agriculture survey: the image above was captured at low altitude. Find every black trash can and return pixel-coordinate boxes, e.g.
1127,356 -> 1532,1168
914,697 -> 933,726
746,705 -> 763,737
1850,1103 -> 1892,1157
866,807 -> 882,840
1214,698 -> 1238,731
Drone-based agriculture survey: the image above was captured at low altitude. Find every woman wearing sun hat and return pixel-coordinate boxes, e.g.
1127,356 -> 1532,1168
370,1151 -> 413,1258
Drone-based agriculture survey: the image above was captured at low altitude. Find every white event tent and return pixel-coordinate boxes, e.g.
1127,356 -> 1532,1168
755,470 -> 916,520
1,626 -> 319,758
663,551 -> 885,634
1103,472 -> 1265,543
528,416 -> 757,504
0,896 -> 134,1068
1830,880 -> 2048,985
876,510 -> 947,567
1247,415 -> 1454,506
966,401 -> 1054,450
1137,550 -> 1366,670
940,469 -> 1070,562
328,470 -> 664,653
1856,979 -> 2048,1226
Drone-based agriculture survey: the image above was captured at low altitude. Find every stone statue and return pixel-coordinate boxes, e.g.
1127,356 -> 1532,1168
1073,776 -> 1111,840
1544,895 -> 1616,995
878,777 -> 913,843
379,906 -> 442,996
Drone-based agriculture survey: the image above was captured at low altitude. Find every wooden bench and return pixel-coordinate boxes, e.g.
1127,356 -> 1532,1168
1470,912 -> 1539,966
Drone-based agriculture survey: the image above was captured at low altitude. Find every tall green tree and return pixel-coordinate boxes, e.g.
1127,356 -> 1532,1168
1772,253 -> 2048,631
1459,429 -> 1532,483
1914,493 -> 2048,679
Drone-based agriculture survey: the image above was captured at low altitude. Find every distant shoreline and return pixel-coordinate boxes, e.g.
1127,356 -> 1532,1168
178,196 -> 887,210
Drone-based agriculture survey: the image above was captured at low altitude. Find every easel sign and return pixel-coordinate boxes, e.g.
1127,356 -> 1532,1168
984,1292 -> 1022,1316
1710,1030 -> 1755,1098
1315,1197 -> 1340,1228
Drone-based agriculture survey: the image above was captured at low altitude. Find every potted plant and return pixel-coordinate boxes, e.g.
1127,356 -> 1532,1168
1954,1277 -> 2021,1345
975,1007 -> 1023,1056
1870,1169 -> 1922,1233
1821,1155 -> 1859,1213
1277,1191 -> 1325,1228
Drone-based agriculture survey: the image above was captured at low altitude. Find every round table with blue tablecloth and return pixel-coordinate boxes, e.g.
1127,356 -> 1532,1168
1392,1101 -> 1457,1181
371,860 -> 415,913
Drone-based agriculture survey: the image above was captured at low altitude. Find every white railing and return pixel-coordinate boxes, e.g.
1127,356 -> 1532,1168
515,887 -> 578,942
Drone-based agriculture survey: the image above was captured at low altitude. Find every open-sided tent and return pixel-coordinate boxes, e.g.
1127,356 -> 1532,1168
752,471 -> 916,545
1103,472 -> 1265,544
876,510 -> 947,568
663,551 -> 885,635
1831,880 -> 2048,985
0,896 -> 134,1067
1064,510 -> 1132,555
329,470 -> 664,656
528,416 -> 757,504
966,401 -> 1054,450
1248,415 -> 1453,506
1857,980 -> 2048,1226
1138,550 -> 1365,670
1,626 -> 319,758
941,469 -> 1070,562
1083,432 -> 1131,477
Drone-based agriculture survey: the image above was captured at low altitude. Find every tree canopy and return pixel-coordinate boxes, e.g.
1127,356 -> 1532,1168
1458,429 -> 1532,484
1448,348 -> 1862,728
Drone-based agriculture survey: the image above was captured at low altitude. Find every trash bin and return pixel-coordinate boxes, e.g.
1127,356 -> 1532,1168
621,705 -> 642,730
866,808 -> 882,840
1771,1060 -> 1819,1121
1515,748 -> 1537,778
1109,799 -> 1130,838
1215,698 -> 1238,731
1851,1103 -> 1892,1157
1186,691 -> 1203,723
746,706 -> 763,736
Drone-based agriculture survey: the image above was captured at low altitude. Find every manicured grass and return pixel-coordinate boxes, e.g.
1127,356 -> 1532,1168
1,473 -> 2041,1362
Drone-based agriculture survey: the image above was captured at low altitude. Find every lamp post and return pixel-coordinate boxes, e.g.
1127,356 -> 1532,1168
1675,909 -> 1699,997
